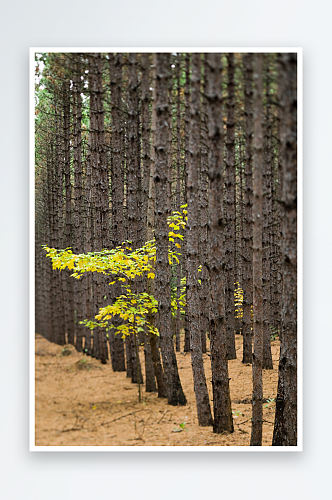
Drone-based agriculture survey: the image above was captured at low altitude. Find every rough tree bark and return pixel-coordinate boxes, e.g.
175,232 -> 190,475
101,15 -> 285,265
141,52 -> 157,392
88,53 -> 109,364
109,52 -> 126,372
242,53 -> 253,365
63,79 -> 75,346
146,56 -> 168,398
225,53 -> 237,360
206,53 -> 233,434
175,54 -> 182,353
72,54 -> 86,353
154,53 -> 186,406
183,54 -> 191,353
250,53 -> 264,446
199,53 -> 209,355
127,53 -> 143,383
262,56 -> 274,370
187,53 -> 213,426
273,53 -> 297,446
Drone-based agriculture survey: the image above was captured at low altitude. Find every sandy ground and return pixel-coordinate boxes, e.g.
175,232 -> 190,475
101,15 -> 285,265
35,333 -> 279,447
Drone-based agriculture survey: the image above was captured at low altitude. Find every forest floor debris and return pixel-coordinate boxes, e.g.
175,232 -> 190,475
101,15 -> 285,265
35,333 -> 279,447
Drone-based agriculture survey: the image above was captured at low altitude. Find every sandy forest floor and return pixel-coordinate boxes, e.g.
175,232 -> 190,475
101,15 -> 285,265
35,333 -> 280,447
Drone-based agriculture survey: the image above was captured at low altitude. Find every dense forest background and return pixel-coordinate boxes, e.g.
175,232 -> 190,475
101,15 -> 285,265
34,51 -> 297,446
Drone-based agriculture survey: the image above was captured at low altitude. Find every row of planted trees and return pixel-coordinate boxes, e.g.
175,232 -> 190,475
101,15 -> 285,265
35,51 -> 297,446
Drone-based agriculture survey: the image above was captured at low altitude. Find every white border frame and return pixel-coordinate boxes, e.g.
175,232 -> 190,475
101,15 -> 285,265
29,47 -> 303,452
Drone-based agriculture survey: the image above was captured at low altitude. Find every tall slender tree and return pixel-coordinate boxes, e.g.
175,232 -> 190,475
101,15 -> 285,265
109,52 -> 126,372
183,54 -> 191,353
250,53 -> 264,446
88,52 -> 109,363
242,53 -> 254,364
127,53 -> 143,383
206,53 -> 233,434
72,54 -> 86,353
175,54 -> 182,353
273,53 -> 297,446
187,53 -> 213,426
154,53 -> 186,406
225,53 -> 237,360
199,53 -> 209,355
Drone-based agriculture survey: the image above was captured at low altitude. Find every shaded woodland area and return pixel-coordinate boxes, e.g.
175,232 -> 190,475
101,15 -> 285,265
34,51 -> 297,447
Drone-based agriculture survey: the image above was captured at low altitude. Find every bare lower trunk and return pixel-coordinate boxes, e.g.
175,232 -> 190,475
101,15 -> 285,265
262,56 -> 273,370
225,54 -> 236,360
206,53 -> 233,434
183,54 -> 191,353
273,53 -> 297,446
199,54 -> 209,355
250,54 -> 264,446
146,57 -> 167,398
187,53 -> 213,426
154,53 -> 186,406
242,54 -> 254,365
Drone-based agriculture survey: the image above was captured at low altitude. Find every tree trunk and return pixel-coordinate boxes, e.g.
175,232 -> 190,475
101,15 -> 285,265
250,53 -> 264,446
72,54 -> 86,354
206,53 -> 233,434
175,54 -> 182,353
272,53 -> 297,446
127,53 -> 143,383
146,56 -> 168,398
183,54 -> 191,353
109,52 -> 126,371
262,56 -> 274,370
140,53 -> 157,391
63,80 -> 75,346
187,53 -> 213,426
88,53 -> 109,364
225,53 -> 237,360
242,53 -> 253,365
154,53 -> 186,406
199,53 -> 209,354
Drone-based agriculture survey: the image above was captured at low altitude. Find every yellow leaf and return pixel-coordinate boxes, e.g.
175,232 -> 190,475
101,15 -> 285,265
147,273 -> 155,279
175,243 -> 181,248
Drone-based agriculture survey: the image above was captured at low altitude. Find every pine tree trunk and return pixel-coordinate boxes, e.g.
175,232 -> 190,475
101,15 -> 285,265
127,53 -> 143,383
262,57 -> 274,370
154,53 -> 186,406
55,103 -> 66,345
183,54 -> 191,353
146,56 -> 168,397
272,53 -> 297,446
63,80 -> 75,346
140,53 -> 157,391
175,54 -> 182,352
242,53 -> 253,364
73,55 -> 86,353
187,53 -> 213,426
225,54 -> 236,360
199,53 -> 209,354
250,53 -> 264,446
88,53 -> 109,364
206,53 -> 233,434
109,52 -> 126,371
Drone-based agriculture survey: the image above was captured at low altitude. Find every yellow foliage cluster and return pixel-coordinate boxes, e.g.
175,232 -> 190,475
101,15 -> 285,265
234,281 -> 244,319
43,205 -> 189,339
